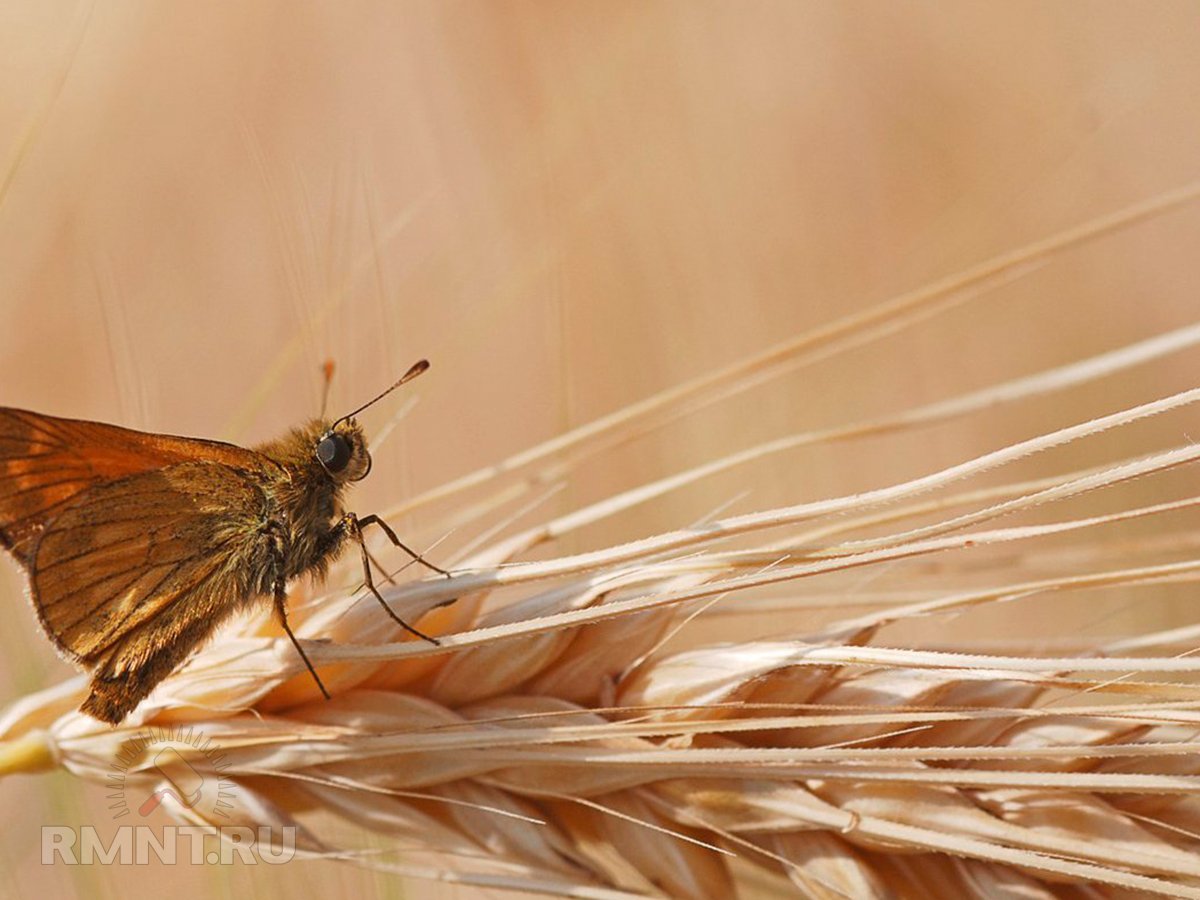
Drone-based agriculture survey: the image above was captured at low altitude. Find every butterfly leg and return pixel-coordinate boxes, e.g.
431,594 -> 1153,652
267,534 -> 331,700
365,544 -> 397,586
357,513 -> 451,577
343,512 -> 441,644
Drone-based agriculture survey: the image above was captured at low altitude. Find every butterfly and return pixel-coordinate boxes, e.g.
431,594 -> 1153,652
0,360 -> 445,725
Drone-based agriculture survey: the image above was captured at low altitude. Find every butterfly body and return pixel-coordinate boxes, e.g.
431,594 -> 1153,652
0,360 -> 437,725
252,417 -> 369,581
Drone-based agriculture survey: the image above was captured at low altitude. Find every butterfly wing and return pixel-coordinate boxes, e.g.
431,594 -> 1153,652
0,407 -> 272,565
29,461 -> 277,723
0,408 -> 285,723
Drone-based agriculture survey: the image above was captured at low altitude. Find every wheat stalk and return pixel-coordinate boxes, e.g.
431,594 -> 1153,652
5,187 -> 1200,897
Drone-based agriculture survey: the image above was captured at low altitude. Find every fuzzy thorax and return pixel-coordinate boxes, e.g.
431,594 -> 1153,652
253,417 -> 371,579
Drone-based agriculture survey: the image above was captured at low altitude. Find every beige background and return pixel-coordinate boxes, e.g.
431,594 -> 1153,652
3,2 -> 1200,896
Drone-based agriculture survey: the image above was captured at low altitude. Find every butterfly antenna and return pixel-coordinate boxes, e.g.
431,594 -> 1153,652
334,359 -> 429,426
319,359 -> 336,419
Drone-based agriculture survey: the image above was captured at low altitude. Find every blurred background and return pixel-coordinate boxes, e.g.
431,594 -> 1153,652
3,2 -> 1200,896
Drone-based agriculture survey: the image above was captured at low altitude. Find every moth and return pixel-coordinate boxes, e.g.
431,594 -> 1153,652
0,360 -> 444,725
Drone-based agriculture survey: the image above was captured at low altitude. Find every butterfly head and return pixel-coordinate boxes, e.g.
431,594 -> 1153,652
309,358 -> 429,485
314,419 -> 372,483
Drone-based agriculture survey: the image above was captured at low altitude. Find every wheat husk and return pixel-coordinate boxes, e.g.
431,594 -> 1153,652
6,188 -> 1200,897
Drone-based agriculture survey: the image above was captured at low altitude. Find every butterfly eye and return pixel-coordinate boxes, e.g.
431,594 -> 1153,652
316,433 -> 352,473
355,452 -> 372,482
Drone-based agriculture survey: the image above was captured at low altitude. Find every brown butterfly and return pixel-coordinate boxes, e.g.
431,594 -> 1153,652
0,360 -> 445,725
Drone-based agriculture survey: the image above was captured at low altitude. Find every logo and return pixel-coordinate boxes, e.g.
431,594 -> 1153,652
41,725 -> 296,865
106,725 -> 235,821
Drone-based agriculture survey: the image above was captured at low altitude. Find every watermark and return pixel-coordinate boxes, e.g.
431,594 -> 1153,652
42,724 -> 296,865
42,825 -> 297,865
106,724 -> 235,820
